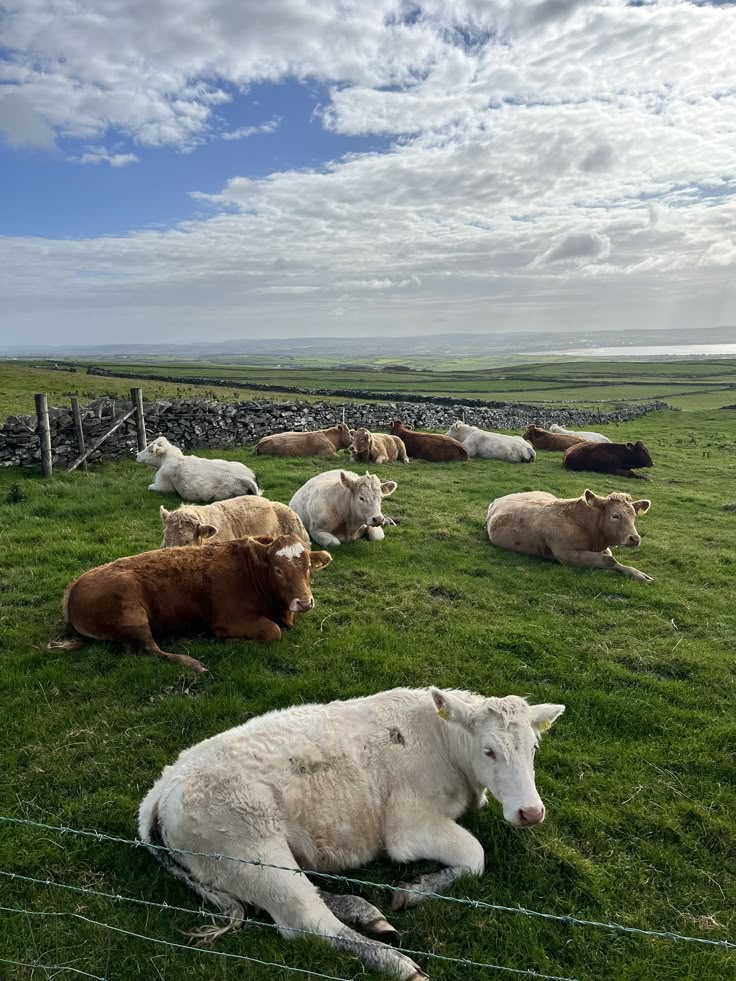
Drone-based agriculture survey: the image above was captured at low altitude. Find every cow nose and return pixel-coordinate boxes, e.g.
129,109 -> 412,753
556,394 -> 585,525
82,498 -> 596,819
371,516 -> 384,527
627,534 -> 640,546
517,805 -> 544,827
292,596 -> 314,612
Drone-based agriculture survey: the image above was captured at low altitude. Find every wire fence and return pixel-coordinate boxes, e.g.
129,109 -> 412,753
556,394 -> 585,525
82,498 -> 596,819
1,813 -> 733,980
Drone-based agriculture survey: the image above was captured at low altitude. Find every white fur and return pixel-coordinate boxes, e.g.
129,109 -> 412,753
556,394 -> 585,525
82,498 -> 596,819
136,436 -> 260,503
549,424 -> 610,443
276,542 -> 305,560
446,422 -> 536,463
289,469 -> 397,547
138,687 -> 564,978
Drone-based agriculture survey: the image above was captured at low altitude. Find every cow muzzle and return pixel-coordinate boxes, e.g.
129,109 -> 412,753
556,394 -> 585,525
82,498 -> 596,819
290,596 -> 314,612
624,534 -> 641,547
370,515 -> 385,527
513,805 -> 545,827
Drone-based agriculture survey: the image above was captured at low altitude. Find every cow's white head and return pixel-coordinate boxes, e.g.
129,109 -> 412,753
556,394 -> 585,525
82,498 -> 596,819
136,435 -> 181,467
339,471 -> 397,527
430,688 -> 565,827
446,421 -> 472,440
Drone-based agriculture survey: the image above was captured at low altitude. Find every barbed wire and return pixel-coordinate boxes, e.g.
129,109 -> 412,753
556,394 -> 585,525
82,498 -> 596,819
0,957 -> 108,980
1,814 -> 732,951
0,869 -> 580,981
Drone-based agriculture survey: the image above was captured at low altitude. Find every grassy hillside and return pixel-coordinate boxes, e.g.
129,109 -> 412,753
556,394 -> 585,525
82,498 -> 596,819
1,406 -> 734,980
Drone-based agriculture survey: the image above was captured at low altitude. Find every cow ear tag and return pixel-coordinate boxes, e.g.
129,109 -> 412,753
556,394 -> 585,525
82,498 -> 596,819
537,719 -> 552,733
437,705 -> 451,721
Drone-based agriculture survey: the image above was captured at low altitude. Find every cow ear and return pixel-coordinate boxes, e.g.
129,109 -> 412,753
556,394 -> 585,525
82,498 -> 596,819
583,489 -> 603,508
196,523 -> 218,541
626,442 -> 634,449
340,471 -> 356,490
530,704 -> 565,735
309,550 -> 332,570
633,499 -> 651,514
160,506 -> 170,522
430,689 -> 472,728
154,444 -> 165,456
380,480 -> 397,497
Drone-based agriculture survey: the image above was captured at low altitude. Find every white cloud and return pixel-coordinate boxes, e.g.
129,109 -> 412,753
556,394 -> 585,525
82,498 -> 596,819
77,146 -> 139,166
0,0 -> 735,340
0,90 -> 55,148
222,117 -> 282,140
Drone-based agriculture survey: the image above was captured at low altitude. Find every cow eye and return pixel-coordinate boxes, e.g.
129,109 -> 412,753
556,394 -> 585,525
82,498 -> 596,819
612,514 -> 620,520
275,569 -> 284,578
484,748 -> 496,760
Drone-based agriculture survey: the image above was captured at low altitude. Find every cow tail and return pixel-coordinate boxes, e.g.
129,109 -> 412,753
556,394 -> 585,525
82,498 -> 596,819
141,802 -> 248,945
47,583 -> 83,650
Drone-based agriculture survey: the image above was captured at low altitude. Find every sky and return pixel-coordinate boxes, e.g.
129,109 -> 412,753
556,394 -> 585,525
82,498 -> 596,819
0,0 -> 735,345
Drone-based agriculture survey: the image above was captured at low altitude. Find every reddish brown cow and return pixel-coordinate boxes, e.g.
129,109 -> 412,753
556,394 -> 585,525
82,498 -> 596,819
564,440 -> 654,480
522,425 -> 586,451
390,421 -> 468,462
50,535 -> 332,673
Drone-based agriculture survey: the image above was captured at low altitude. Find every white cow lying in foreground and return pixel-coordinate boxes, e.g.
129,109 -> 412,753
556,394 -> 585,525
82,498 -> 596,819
136,436 -> 260,502
447,421 -> 536,463
549,424 -> 610,443
139,686 -> 564,979
290,469 -> 397,546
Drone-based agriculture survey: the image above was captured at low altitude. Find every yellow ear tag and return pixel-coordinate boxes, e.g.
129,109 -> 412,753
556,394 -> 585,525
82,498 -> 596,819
537,719 -> 552,733
437,705 -> 451,721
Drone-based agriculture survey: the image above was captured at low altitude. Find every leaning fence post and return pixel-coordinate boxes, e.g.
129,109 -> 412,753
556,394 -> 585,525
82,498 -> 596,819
71,397 -> 88,473
34,393 -> 53,477
131,387 -> 147,452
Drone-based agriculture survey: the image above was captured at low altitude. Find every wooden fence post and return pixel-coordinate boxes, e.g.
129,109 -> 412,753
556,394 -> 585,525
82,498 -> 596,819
131,387 -> 147,452
71,397 -> 88,473
34,393 -> 52,477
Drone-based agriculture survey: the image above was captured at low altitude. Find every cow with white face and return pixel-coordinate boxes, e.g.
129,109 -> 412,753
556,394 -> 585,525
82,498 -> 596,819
289,469 -> 397,546
139,686 -> 564,979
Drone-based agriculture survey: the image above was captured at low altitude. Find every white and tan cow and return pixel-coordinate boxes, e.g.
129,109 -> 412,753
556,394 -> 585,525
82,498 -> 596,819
549,424 -> 610,443
446,421 -> 536,463
139,686 -> 564,979
289,469 -> 397,546
137,436 -> 260,502
487,489 -> 653,582
160,496 -> 309,548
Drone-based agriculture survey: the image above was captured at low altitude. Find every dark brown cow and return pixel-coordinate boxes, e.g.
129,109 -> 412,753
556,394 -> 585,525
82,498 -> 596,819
49,536 -> 332,673
564,440 -> 654,480
522,425 -> 586,451
390,421 -> 468,462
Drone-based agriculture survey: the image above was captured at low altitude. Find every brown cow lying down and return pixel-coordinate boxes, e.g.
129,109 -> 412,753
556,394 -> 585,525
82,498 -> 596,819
255,423 -> 353,457
564,440 -> 654,480
160,496 -> 309,547
522,425 -> 586,451
349,427 -> 409,464
390,420 -> 468,462
487,489 -> 653,582
49,535 -> 332,673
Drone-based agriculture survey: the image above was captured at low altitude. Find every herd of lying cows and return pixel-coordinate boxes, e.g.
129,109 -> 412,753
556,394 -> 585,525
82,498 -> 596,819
50,416 -> 656,979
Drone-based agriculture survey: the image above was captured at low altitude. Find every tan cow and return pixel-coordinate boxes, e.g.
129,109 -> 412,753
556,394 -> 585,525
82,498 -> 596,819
160,496 -> 309,548
349,427 -> 409,464
255,424 -> 354,457
486,489 -> 653,582
522,426 -> 587,451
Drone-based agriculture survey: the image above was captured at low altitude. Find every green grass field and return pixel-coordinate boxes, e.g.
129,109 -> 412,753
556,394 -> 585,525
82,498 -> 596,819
1,380 -> 735,980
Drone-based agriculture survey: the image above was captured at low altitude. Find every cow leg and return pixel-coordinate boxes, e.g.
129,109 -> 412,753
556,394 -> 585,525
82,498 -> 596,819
149,470 -> 175,492
613,468 -> 652,481
318,891 -> 399,942
555,548 -> 653,583
213,616 -> 282,643
386,815 -> 485,911
117,624 -> 207,673
310,529 -> 343,547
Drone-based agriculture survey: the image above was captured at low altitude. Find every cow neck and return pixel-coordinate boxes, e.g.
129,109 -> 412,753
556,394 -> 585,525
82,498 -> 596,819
577,499 -> 608,552
239,543 -> 279,616
435,713 -> 482,793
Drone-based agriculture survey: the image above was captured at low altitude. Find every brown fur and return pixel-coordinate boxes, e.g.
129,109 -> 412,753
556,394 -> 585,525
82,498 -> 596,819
255,424 -> 353,457
522,425 -> 587,451
55,536 -> 332,672
160,496 -> 309,547
390,421 -> 468,462
350,428 -> 409,464
487,489 -> 653,582
563,440 -> 654,479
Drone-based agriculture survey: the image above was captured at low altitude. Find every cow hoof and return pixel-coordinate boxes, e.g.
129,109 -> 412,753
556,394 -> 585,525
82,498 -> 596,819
366,917 -> 399,942
390,885 -> 413,912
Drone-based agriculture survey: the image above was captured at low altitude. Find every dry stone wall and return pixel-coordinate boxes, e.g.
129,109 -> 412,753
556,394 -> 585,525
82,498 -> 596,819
0,395 -> 671,469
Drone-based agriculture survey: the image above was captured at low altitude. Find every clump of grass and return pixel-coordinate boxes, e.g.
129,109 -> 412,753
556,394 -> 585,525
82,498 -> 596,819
5,482 -> 24,504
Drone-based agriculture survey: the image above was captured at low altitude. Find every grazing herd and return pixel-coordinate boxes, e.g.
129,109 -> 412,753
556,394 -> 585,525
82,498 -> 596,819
50,413 -> 657,978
